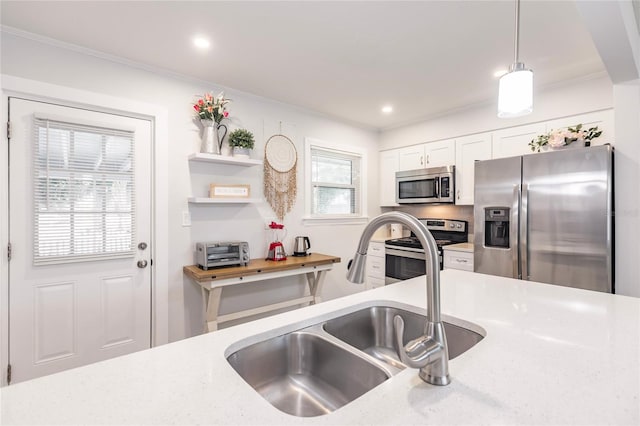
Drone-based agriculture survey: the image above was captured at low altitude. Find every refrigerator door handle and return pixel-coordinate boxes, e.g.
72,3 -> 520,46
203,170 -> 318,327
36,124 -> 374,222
512,184 -> 521,279
520,183 -> 529,280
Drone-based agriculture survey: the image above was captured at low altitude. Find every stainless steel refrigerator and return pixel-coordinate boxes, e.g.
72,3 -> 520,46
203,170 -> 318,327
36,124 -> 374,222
474,145 -> 614,293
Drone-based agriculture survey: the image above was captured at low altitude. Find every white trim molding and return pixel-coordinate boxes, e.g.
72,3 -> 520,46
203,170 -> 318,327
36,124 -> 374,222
0,75 -> 169,385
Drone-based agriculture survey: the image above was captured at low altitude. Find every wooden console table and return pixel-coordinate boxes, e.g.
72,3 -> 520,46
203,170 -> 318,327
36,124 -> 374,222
183,253 -> 341,332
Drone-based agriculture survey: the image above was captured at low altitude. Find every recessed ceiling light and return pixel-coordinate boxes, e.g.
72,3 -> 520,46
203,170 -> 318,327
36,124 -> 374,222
493,69 -> 508,78
381,105 -> 393,114
193,36 -> 210,49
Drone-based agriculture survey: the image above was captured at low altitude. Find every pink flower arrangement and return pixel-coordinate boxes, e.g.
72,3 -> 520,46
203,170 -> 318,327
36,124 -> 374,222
193,91 -> 231,123
529,124 -> 603,152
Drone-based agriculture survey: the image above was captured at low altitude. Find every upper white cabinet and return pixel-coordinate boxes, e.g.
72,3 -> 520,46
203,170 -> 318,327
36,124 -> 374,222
398,145 -> 425,171
492,123 -> 546,159
545,110 -> 614,147
455,132 -> 492,205
397,140 -> 456,171
424,139 -> 455,168
379,150 -> 400,206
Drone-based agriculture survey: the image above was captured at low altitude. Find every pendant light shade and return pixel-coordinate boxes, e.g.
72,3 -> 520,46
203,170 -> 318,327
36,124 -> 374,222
498,0 -> 533,118
498,63 -> 533,118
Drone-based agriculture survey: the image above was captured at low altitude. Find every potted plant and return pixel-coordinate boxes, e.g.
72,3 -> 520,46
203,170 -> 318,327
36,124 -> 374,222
228,129 -> 255,158
193,91 -> 230,155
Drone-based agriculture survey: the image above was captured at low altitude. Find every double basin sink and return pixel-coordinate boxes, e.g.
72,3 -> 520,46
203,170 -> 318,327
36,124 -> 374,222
226,303 -> 485,418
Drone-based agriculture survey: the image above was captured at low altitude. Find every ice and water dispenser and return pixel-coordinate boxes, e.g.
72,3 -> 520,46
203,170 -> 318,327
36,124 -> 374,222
484,208 -> 510,248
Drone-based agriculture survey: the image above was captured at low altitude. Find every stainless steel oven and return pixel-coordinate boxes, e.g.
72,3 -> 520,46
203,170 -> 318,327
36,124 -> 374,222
396,166 -> 455,204
384,246 -> 427,284
384,219 -> 467,284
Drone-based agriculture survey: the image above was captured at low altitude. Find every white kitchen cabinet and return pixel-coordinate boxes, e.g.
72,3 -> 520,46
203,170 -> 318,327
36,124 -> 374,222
379,150 -> 400,206
545,110 -> 614,147
455,132 -> 492,205
398,145 -> 425,170
397,140 -> 456,171
492,123 -> 546,159
366,241 -> 386,289
424,139 -> 455,167
443,249 -> 473,272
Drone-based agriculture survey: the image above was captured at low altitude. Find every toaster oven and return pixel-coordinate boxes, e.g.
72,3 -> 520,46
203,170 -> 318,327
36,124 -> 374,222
196,241 -> 250,270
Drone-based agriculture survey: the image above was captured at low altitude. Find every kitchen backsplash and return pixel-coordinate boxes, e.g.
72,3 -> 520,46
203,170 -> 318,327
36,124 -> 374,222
381,205 -> 475,241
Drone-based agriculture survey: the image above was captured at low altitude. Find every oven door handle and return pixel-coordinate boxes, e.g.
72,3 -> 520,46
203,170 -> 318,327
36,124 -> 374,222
385,247 -> 427,260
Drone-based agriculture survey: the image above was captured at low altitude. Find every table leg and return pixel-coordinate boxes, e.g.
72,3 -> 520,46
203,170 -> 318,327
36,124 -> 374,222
306,270 -> 327,305
202,286 -> 223,333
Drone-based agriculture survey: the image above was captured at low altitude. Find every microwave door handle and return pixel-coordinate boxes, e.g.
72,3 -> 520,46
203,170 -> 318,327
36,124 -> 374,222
435,177 -> 440,198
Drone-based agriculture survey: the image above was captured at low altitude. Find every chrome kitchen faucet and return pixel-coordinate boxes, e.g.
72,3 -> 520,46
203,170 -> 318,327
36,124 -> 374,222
346,211 -> 450,385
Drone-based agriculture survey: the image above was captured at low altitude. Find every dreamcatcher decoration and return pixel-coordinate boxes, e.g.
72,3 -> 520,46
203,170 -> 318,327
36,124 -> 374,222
263,133 -> 297,220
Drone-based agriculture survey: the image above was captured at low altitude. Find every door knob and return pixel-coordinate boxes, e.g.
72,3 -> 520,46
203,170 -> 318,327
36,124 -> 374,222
137,260 -> 148,268
138,242 -> 148,250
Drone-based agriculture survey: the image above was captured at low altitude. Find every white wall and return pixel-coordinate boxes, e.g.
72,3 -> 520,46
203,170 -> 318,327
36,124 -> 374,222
379,74 -> 613,150
613,80 -> 640,297
0,32 -> 380,341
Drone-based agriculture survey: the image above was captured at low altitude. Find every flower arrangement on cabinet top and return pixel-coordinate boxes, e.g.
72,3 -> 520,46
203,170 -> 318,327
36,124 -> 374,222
529,124 -> 603,152
193,92 -> 231,123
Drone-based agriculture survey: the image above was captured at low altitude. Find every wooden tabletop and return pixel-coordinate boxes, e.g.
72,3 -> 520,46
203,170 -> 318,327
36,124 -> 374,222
183,253 -> 341,283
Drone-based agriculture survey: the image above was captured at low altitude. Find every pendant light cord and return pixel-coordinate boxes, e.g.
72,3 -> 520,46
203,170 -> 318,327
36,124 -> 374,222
513,0 -> 520,65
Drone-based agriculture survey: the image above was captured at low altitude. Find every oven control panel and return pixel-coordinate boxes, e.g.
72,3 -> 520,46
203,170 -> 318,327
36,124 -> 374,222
422,219 -> 467,233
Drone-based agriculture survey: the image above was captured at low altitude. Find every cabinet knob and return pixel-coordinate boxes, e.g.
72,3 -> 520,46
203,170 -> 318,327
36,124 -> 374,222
426,154 -> 430,164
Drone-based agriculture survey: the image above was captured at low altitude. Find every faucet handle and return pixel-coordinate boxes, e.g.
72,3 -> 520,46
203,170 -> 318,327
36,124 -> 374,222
394,315 -> 451,385
393,315 -> 431,368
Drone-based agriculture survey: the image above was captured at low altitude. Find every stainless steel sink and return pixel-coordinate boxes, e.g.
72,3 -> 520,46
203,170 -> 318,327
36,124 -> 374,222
226,303 -> 485,417
227,331 -> 389,417
323,306 -> 484,369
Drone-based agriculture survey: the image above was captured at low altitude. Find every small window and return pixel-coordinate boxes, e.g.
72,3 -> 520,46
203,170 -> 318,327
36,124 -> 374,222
305,138 -> 367,224
33,116 -> 136,264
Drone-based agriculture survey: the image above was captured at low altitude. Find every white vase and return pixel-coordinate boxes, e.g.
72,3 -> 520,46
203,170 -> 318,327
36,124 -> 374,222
232,147 -> 251,159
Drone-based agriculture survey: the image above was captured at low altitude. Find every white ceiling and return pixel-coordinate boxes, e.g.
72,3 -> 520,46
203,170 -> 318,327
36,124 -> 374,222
0,1 -> 606,130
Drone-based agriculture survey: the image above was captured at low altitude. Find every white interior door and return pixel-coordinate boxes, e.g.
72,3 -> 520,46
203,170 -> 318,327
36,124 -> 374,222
8,98 -> 152,384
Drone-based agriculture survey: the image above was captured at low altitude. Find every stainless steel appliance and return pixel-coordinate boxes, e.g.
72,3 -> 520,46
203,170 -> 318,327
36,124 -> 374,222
385,218 -> 468,283
196,241 -> 250,270
396,165 -> 455,204
292,236 -> 311,256
474,145 -> 614,293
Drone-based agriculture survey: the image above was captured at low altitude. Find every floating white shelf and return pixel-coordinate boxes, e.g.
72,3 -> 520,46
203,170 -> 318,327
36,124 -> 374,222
188,197 -> 261,204
188,153 -> 262,167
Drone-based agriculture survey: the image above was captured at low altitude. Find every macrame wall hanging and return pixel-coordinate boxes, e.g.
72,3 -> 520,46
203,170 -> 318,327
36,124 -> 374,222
263,133 -> 297,220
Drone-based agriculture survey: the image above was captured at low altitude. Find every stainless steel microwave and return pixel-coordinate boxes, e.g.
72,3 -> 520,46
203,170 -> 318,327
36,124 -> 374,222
395,165 -> 455,204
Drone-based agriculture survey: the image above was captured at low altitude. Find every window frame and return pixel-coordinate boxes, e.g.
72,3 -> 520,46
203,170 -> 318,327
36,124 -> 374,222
303,138 -> 368,225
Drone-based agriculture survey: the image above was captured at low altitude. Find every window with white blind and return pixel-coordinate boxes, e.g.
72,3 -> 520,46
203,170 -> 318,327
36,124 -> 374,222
304,138 -> 367,224
33,116 -> 136,264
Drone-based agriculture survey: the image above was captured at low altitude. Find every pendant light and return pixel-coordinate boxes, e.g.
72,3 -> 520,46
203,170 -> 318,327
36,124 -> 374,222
498,0 -> 533,118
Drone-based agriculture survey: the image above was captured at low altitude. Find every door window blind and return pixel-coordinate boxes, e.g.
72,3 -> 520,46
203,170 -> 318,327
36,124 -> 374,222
33,116 -> 136,264
310,147 -> 361,215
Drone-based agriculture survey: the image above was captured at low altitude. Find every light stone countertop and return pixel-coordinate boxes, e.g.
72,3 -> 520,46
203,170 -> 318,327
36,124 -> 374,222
443,242 -> 474,252
1,270 -> 639,425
